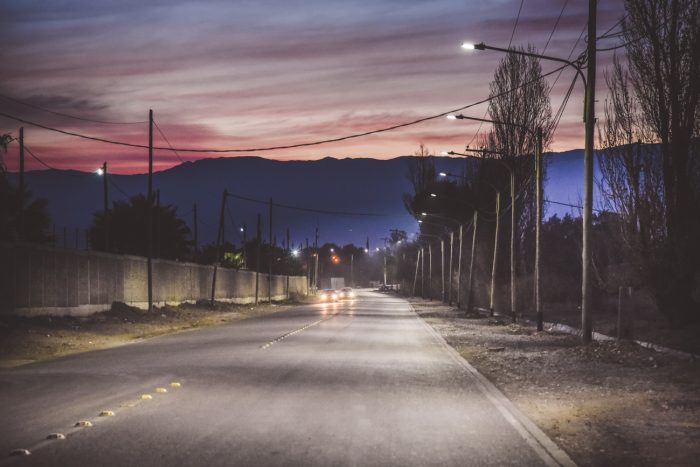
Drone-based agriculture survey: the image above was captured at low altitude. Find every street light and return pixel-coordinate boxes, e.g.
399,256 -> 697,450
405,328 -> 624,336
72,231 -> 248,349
446,117 -> 543,326
460,18 -> 597,341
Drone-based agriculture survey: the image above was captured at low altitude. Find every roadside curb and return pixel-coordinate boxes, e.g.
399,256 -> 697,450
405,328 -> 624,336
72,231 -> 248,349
409,303 -> 578,467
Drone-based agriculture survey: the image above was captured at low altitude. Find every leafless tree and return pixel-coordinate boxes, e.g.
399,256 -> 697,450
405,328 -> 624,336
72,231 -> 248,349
599,0 -> 700,324
482,45 -> 553,271
403,144 -> 436,214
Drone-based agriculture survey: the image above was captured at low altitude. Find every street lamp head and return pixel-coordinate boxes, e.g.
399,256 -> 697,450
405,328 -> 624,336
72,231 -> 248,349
364,248 -> 369,253
421,212 -> 427,216
430,193 -> 437,198
439,172 -> 447,177
95,167 -> 104,176
240,227 -> 244,232
291,249 -> 299,257
446,114 -> 457,120
462,42 -> 486,50
330,248 -> 334,252
418,220 -> 423,223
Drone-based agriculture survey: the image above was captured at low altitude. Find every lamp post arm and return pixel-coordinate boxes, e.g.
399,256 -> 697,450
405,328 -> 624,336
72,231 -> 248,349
475,42 -> 587,88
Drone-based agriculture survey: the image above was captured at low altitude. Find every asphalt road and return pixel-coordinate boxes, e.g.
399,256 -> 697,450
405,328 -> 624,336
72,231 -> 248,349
0,290 -> 572,466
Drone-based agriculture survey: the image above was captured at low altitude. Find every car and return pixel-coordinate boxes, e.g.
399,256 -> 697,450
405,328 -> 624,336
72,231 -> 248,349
338,287 -> 355,299
319,289 -> 339,302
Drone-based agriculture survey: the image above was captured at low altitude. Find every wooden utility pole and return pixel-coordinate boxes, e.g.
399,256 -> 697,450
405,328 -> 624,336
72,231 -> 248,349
467,211 -> 478,312
286,227 -> 290,300
350,253 -> 354,287
441,239 -> 445,302
18,127 -> 24,240
535,127 -> 543,331
582,0 -> 596,343
255,213 -> 261,304
448,231 -> 454,304
457,224 -> 464,308
510,169 -> 517,322
210,189 -> 227,307
102,162 -> 109,252
147,109 -> 153,313
268,198 -> 272,303
489,191 -> 501,316
428,243 -> 433,300
420,247 -> 425,297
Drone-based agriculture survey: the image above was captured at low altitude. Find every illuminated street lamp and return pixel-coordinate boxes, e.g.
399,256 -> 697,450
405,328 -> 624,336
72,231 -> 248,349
460,31 -> 595,340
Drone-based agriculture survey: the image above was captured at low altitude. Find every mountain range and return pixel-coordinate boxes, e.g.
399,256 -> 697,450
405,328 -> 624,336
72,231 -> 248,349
7,150 -> 595,248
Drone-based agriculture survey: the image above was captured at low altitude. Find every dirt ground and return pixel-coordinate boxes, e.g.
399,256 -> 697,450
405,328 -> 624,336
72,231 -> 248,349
0,299 -> 310,368
409,297 -> 700,467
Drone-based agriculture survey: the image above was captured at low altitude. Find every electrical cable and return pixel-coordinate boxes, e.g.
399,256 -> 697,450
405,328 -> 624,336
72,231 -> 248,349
0,63 -> 570,155
543,0 -> 569,54
153,120 -> 185,163
226,192 -> 396,217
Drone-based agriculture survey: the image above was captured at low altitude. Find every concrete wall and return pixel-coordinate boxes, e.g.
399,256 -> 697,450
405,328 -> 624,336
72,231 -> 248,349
0,242 -> 308,316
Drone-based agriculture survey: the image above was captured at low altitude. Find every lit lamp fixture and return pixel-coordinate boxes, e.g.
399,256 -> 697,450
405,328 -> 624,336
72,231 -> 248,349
95,167 -> 104,176
439,172 -> 447,177
291,249 -> 299,257
460,42 -> 485,50
430,193 -> 437,198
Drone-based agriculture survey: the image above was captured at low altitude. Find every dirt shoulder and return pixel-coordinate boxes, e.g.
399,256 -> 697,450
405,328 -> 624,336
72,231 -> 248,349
408,297 -> 700,467
0,299 -> 313,368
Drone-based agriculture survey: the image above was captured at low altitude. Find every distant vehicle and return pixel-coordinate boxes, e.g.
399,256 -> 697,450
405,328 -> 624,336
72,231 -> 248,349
319,289 -> 339,302
338,287 -> 355,299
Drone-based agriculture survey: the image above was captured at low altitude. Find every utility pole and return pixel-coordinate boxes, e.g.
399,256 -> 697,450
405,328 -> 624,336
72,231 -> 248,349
582,0 -> 596,343
535,127 -> 543,331
102,162 -> 109,252
193,203 -> 198,253
441,239 -> 445,302
18,127 -> 24,241
457,224 -> 463,308
314,227 -> 319,293
448,231 -> 454,305
255,213 -> 261,304
268,198 -> 272,303
420,247 -> 424,297
428,243 -> 433,300
147,109 -> 153,313
210,189 -> 227,307
286,227 -> 290,300
490,191 -> 501,316
467,211 -> 478,312
510,169 -> 516,323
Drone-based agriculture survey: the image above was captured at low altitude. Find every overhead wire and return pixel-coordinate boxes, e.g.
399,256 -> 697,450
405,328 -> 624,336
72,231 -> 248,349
0,62 -> 571,155
153,120 -> 185,163
226,192 -> 396,217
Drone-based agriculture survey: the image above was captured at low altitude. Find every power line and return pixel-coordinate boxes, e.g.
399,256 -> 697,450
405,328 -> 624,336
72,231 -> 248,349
0,62 -> 571,155
153,120 -> 185,163
543,0 -> 569,54
508,0 -> 525,48
0,93 -> 147,125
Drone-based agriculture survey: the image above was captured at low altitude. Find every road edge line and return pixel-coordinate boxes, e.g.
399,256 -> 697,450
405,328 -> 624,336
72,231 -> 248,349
409,304 -> 577,467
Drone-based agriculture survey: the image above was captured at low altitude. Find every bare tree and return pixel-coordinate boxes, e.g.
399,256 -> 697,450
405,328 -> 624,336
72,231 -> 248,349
599,0 -> 700,324
403,143 -> 436,214
483,45 -> 553,273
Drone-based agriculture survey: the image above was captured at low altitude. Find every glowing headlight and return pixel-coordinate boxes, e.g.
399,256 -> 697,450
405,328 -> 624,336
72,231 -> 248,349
320,294 -> 327,300
332,294 -> 338,299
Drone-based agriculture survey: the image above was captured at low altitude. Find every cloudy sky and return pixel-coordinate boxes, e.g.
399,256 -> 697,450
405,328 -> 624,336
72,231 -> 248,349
1,0 -> 626,174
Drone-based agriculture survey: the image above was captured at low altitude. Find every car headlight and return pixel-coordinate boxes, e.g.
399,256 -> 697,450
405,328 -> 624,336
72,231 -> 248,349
332,294 -> 338,299
320,294 -> 327,300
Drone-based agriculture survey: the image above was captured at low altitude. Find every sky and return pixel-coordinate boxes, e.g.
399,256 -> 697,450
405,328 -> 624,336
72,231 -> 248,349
0,0 -> 626,174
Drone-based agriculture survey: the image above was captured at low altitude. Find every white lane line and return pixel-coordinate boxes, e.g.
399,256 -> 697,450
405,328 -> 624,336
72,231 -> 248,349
410,304 -> 577,467
259,308 -> 346,349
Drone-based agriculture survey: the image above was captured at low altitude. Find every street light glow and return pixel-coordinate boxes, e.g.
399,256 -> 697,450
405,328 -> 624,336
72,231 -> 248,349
461,42 -> 475,50
439,172 -> 447,177
430,193 -> 437,198
291,249 -> 299,257
95,167 -> 104,176
418,220 -> 423,223
446,115 -> 457,120
421,212 -> 427,216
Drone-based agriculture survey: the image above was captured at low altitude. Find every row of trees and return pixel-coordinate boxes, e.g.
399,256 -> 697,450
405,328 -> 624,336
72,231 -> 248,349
402,0 -> 699,325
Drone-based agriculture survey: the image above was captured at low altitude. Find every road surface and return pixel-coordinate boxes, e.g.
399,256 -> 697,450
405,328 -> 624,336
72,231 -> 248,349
0,290 -> 572,466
